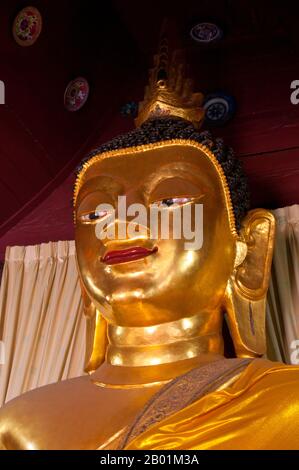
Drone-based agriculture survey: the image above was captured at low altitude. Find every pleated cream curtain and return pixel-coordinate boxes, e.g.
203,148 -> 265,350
0,241 -> 86,406
266,205 -> 299,363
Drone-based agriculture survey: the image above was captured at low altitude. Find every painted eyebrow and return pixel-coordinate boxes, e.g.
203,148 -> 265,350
77,176 -> 124,206
142,164 -> 203,199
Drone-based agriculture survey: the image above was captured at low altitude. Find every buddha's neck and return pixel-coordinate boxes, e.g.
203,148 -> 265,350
107,309 -> 223,367
91,310 -> 224,388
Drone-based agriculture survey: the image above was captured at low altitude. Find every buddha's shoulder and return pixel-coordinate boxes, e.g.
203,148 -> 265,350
240,358 -> 299,402
0,374 -> 144,450
0,374 -> 101,419
249,358 -> 299,379
0,375 -> 101,449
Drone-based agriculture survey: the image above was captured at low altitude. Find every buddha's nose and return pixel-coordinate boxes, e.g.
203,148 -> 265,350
114,189 -> 149,224
99,189 -> 151,244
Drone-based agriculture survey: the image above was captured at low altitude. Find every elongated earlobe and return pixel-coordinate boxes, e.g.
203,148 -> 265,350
79,279 -> 108,373
224,209 -> 275,357
84,311 -> 107,373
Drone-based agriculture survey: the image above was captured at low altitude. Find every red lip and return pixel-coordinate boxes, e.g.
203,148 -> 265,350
101,246 -> 158,265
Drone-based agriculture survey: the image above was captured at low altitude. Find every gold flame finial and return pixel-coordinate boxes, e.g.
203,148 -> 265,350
135,21 -> 205,128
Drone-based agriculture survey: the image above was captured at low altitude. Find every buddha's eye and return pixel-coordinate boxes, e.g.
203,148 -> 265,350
79,209 -> 109,223
155,197 -> 192,208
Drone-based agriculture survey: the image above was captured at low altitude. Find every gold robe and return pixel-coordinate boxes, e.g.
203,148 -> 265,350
125,359 -> 299,450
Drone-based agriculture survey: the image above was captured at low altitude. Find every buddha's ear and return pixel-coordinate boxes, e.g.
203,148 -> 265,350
224,209 -> 276,357
79,279 -> 108,373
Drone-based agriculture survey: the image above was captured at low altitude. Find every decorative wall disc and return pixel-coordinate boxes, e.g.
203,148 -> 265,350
64,77 -> 89,112
120,101 -> 138,118
13,7 -> 42,47
203,93 -> 236,126
190,22 -> 223,44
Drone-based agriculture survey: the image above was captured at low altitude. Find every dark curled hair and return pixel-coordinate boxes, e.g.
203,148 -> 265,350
76,117 -> 250,231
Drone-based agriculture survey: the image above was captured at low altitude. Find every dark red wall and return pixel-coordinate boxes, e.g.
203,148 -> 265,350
0,0 -> 141,234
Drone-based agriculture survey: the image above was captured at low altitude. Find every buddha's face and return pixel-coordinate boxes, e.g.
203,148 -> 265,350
75,142 -> 237,327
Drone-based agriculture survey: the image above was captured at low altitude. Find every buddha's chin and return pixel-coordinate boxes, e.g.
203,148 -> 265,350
103,286 -> 154,304
93,265 -> 169,300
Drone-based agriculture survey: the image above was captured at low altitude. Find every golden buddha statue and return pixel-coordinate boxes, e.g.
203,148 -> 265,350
1,33 -> 299,451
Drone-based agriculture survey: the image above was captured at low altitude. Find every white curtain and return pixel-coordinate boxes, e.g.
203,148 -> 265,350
266,205 -> 299,363
0,241 -> 86,406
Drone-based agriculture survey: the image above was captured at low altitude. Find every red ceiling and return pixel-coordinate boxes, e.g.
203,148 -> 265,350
0,0 -> 299,259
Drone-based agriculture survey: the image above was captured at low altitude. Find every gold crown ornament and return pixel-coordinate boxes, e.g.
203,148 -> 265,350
135,32 -> 205,128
